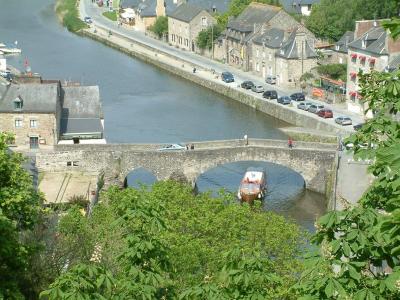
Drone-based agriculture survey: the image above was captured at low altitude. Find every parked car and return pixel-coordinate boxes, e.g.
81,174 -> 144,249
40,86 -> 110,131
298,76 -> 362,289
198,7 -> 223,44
277,96 -> 291,105
157,143 -> 186,151
241,81 -> 255,89
263,90 -> 278,100
290,92 -> 305,101
84,16 -> 93,24
297,101 -> 313,111
353,123 -> 364,130
265,76 -> 276,84
308,104 -> 324,114
335,116 -> 353,126
221,72 -> 234,83
318,109 -> 333,118
251,85 -> 264,93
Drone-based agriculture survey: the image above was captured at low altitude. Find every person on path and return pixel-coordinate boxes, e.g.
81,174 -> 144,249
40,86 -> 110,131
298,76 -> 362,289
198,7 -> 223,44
243,134 -> 248,146
288,137 -> 293,149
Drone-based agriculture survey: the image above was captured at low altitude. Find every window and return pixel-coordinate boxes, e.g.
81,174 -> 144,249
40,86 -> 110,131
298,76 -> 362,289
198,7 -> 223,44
30,119 -> 37,128
13,98 -> 23,110
256,49 -> 259,58
201,17 -> 207,26
15,119 -> 22,128
307,4 -> 312,11
256,63 -> 260,72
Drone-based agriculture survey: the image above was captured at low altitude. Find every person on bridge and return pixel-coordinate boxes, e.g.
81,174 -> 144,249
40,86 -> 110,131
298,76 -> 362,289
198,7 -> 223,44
288,137 -> 294,149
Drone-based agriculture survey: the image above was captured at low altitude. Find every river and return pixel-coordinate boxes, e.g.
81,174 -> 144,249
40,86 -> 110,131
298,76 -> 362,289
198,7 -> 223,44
0,0 -> 326,231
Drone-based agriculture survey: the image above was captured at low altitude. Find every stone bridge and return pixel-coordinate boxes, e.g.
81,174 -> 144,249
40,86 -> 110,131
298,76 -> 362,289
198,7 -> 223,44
36,139 -> 337,195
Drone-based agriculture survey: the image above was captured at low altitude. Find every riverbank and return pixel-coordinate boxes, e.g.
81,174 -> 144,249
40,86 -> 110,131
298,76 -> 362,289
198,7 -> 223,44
55,0 -> 86,32
78,24 -> 350,134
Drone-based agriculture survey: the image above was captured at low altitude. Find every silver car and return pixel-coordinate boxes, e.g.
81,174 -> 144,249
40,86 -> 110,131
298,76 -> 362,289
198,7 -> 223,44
297,102 -> 314,111
335,116 -> 352,126
251,85 -> 265,93
157,143 -> 186,151
308,104 -> 324,114
265,76 -> 276,84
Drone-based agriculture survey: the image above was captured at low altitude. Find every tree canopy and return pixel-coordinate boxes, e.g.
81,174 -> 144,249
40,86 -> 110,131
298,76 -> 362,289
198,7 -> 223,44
306,0 -> 399,41
149,16 -> 168,38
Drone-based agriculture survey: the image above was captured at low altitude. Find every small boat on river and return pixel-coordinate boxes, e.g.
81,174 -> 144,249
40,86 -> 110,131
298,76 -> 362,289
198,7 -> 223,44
237,167 -> 266,204
0,43 -> 21,54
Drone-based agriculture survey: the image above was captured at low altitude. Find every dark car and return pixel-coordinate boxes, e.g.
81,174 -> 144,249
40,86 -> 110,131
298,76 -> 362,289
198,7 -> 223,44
353,123 -> 364,131
263,90 -> 278,100
290,92 -> 305,101
241,81 -> 254,89
221,72 -> 234,83
318,109 -> 333,118
277,96 -> 291,105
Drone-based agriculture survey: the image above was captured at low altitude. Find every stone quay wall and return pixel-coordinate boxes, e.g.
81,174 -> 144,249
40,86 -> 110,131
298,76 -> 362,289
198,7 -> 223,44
78,27 -> 347,134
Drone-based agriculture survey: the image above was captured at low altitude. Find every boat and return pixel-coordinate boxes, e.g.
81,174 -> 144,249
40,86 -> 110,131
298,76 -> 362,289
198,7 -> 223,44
0,44 -> 22,54
237,167 -> 266,203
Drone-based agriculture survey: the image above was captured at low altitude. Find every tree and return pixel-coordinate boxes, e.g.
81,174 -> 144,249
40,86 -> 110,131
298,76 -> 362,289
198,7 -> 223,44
316,64 -> 347,81
196,25 -> 222,50
0,133 -> 44,299
294,22 -> 400,298
306,0 -> 399,41
149,16 -> 168,38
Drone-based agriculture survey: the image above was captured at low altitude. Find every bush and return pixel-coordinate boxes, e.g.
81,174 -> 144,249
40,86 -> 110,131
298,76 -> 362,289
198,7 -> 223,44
55,0 -> 87,32
149,16 -> 168,38
316,63 -> 347,81
103,11 -> 117,22
196,25 -> 222,50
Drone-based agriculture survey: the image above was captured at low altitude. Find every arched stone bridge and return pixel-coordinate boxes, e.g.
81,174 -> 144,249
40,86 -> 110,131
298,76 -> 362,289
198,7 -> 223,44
36,139 -> 337,195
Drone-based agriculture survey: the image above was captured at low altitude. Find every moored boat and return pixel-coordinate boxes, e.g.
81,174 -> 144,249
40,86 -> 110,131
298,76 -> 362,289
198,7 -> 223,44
0,43 -> 21,54
237,167 -> 266,204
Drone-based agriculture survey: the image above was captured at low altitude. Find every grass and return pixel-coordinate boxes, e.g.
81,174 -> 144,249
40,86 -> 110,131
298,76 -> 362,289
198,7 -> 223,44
103,11 -> 117,21
55,0 -> 87,32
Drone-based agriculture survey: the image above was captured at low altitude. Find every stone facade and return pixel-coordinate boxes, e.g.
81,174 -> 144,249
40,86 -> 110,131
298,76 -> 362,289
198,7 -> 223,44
0,112 -> 58,150
168,9 -> 216,52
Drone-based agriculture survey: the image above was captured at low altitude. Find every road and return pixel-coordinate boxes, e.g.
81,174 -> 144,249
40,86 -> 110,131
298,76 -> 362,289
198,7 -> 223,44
79,0 -> 364,131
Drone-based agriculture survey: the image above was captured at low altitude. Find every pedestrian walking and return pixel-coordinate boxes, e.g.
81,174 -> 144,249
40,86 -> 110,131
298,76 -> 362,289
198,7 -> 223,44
244,134 -> 248,146
288,137 -> 293,149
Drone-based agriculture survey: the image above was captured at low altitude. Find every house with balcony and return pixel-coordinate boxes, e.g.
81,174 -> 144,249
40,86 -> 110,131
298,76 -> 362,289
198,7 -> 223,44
346,20 -> 400,116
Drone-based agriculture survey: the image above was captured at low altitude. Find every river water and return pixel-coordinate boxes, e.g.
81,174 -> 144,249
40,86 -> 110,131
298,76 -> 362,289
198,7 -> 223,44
0,0 -> 326,231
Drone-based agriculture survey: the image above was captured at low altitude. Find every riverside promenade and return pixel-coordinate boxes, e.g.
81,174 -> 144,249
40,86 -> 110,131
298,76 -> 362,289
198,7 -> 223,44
78,0 -> 363,133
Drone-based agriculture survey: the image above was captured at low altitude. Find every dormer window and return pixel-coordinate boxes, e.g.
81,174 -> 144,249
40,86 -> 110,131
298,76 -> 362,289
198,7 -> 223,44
362,39 -> 366,49
13,97 -> 23,110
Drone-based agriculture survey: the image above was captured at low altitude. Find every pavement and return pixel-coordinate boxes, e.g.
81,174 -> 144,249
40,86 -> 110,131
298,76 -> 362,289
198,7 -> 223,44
39,172 -> 98,204
79,0 -> 365,133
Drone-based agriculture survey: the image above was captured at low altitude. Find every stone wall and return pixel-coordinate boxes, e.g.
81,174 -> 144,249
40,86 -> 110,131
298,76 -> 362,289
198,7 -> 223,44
169,18 -> 191,50
0,112 -> 57,149
79,28 -> 347,134
36,143 -> 336,195
190,11 -> 216,53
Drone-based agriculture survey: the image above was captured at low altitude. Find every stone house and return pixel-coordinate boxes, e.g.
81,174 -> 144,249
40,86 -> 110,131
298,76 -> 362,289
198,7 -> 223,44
328,31 -> 354,64
168,3 -> 217,52
135,0 -> 179,32
219,3 -> 315,72
0,78 -> 105,150
346,20 -> 400,116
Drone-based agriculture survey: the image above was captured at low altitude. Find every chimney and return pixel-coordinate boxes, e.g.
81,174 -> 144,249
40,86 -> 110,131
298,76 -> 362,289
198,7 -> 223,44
156,0 -> 166,17
355,20 -> 382,39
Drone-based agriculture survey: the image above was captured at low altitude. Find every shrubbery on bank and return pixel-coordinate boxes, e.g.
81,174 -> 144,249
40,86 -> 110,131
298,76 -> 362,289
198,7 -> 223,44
55,0 -> 87,32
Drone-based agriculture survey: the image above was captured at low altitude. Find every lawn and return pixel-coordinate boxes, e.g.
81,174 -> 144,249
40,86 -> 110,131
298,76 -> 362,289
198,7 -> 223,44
103,11 -> 117,21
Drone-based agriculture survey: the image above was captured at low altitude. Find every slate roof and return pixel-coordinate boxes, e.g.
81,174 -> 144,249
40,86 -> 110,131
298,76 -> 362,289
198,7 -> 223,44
61,86 -> 102,119
389,54 -> 400,70
60,118 -> 103,135
348,26 -> 388,55
0,83 -> 58,113
121,0 -> 141,8
190,0 -> 230,14
227,3 -> 281,33
276,29 -> 317,59
137,0 -> 178,17
169,3 -> 204,22
334,31 -> 354,53
279,0 -> 320,14
252,28 -> 285,48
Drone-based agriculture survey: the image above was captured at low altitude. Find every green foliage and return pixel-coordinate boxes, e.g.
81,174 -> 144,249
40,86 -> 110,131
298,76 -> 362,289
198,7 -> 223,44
300,72 -> 314,82
55,0 -> 87,32
43,181 -> 305,298
0,133 -> 44,299
103,11 -> 117,22
316,64 -> 347,81
149,16 -> 168,38
196,25 -> 223,50
294,66 -> 400,298
383,18 -> 400,40
306,0 -> 399,41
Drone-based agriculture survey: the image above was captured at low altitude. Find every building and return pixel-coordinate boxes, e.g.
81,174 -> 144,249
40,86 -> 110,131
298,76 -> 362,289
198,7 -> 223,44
0,55 -> 6,72
168,3 -> 217,52
346,20 -> 400,116
135,0 -> 179,32
329,31 -> 354,64
0,77 -> 105,150
280,0 -> 320,16
219,3 -> 315,72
